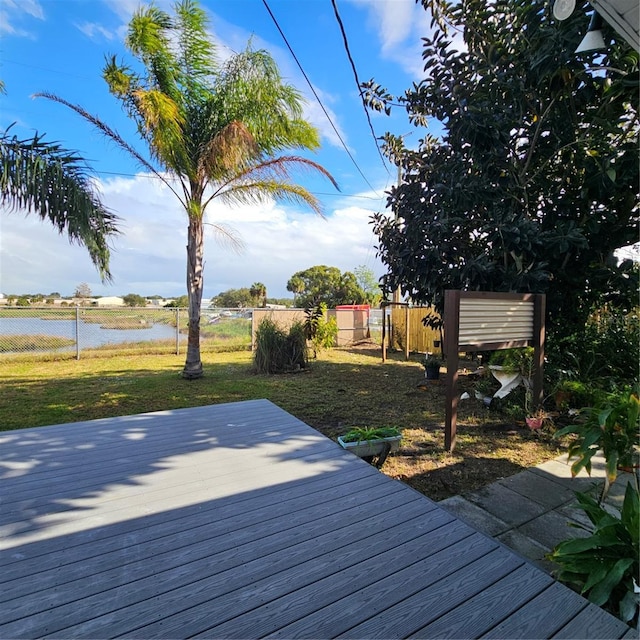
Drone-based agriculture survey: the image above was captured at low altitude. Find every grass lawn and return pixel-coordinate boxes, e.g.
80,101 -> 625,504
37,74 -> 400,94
0,344 -> 564,501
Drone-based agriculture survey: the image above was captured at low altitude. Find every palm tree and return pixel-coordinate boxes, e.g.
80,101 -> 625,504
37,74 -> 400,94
38,0 -> 336,378
250,282 -> 267,308
0,126 -> 120,281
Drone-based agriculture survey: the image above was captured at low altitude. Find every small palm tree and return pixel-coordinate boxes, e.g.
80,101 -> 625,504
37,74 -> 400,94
250,282 -> 267,308
38,0 -> 336,378
0,126 -> 120,281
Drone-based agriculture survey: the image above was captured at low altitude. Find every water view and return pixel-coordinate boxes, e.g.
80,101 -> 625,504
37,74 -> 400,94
0,317 -> 178,351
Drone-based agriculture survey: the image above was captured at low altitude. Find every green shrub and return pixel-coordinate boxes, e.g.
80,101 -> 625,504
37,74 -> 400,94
304,303 -> 338,357
547,483 -> 639,626
552,380 -> 599,412
547,306 -> 639,385
488,347 -> 534,376
554,387 -> 640,493
254,318 -> 307,374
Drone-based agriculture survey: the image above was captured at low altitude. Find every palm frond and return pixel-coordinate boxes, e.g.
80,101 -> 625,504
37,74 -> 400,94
131,88 -> 188,168
126,5 -> 180,102
0,127 -> 120,281
215,179 -> 325,218
35,92 -> 187,207
218,155 -> 339,192
203,220 -> 245,252
214,47 -> 321,154
175,0 -> 216,84
198,120 -> 258,181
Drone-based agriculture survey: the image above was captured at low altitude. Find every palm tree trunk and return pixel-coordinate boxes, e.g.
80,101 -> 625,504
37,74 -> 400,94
182,212 -> 205,379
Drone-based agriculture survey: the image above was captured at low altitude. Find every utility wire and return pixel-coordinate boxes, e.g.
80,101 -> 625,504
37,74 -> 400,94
330,0 -> 389,172
95,169 -> 384,201
260,0 -> 380,197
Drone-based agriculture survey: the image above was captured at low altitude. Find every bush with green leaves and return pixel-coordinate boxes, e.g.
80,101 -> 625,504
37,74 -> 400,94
552,380 -> 600,412
488,347 -> 534,377
253,318 -> 307,374
547,484 -> 639,627
554,387 -> 640,498
304,303 -> 338,357
547,306 -> 639,387
550,386 -> 640,626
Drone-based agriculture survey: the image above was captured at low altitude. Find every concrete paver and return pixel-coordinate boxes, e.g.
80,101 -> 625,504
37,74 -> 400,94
439,452 -> 631,575
497,470 -> 575,508
434,495 -> 509,536
465,482 -> 548,526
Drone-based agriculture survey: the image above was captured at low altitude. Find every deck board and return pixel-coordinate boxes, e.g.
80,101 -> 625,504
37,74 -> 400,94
0,399 -> 631,639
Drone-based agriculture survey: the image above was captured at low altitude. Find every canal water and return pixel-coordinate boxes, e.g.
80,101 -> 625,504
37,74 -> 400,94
0,317 -> 177,351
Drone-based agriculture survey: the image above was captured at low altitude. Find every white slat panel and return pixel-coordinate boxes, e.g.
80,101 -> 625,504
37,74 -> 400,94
459,299 -> 534,344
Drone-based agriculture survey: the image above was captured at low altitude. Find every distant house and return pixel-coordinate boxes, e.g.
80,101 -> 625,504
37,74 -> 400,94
92,296 -> 125,307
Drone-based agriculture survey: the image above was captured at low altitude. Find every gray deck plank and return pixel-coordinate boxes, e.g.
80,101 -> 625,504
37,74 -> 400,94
552,603 -> 633,639
14,497 -> 433,638
0,473 -> 399,603
0,434 -> 340,520
0,418 -> 308,496
332,549 -> 524,639
0,462 -> 373,567
480,582 -> 589,638
132,509 -> 469,640
229,529 -> 493,640
0,464 -> 377,574
408,565 -> 553,638
0,399 -> 630,640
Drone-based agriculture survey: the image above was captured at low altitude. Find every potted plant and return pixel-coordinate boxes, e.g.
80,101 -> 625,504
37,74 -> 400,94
337,426 -> 402,464
423,354 -> 442,380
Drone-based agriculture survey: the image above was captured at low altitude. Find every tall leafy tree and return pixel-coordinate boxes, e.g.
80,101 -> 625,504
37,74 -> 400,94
353,264 -> 382,306
1,127 -> 119,281
365,0 -> 639,338
286,265 -> 367,308
39,0 -> 336,378
122,293 -> 147,307
211,287 -> 253,308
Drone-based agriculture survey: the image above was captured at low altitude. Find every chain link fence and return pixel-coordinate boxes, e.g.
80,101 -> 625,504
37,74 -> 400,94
0,306 -> 253,359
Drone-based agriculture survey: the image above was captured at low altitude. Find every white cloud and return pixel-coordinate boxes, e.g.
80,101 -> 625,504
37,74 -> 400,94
0,0 -> 44,38
75,21 -> 116,41
347,0 -> 434,78
1,174 -> 385,298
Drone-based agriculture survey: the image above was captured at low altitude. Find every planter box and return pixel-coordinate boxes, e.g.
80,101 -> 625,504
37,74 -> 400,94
337,435 -> 402,458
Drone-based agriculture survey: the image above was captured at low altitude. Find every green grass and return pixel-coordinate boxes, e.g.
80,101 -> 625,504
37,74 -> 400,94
0,345 -> 564,500
0,334 -> 75,352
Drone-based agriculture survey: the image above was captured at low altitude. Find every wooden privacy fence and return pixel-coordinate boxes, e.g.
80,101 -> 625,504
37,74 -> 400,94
382,305 -> 441,360
251,308 -> 370,348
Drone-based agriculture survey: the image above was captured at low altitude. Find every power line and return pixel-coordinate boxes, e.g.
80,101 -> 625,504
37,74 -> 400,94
260,0 -> 381,197
95,169 -> 384,201
330,0 -> 389,173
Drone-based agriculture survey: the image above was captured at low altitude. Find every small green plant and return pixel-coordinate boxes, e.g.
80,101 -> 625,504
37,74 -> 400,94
552,380 -> 599,412
547,483 -> 640,626
304,303 -> 338,357
424,354 -> 442,369
489,347 -> 534,377
253,318 -> 307,374
554,387 -> 640,501
340,426 -> 401,443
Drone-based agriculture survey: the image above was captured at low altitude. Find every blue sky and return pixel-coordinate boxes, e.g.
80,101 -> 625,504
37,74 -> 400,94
0,0 -> 440,299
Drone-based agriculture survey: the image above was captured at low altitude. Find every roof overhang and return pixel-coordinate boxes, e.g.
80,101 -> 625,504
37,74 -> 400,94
588,0 -> 639,51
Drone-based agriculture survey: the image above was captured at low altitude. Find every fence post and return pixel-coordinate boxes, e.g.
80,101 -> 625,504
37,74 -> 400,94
75,306 -> 80,360
175,307 -> 180,355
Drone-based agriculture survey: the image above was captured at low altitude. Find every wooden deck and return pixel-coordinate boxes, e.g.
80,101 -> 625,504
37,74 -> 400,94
0,399 -> 632,639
